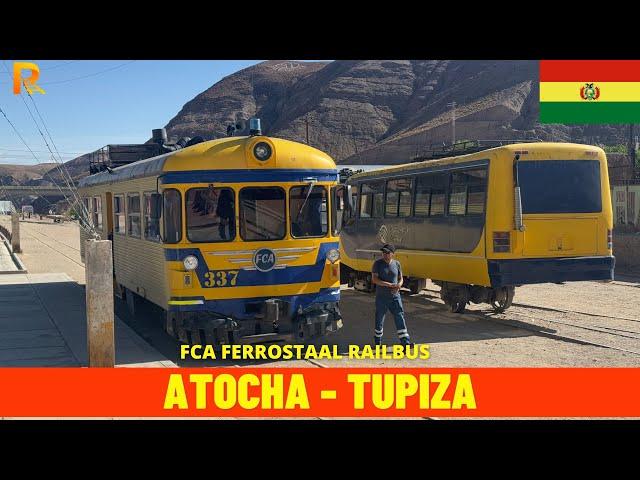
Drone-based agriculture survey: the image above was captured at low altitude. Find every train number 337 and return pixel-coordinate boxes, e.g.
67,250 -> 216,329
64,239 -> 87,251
203,270 -> 240,287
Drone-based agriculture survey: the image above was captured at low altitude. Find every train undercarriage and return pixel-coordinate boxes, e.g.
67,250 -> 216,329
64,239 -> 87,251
343,267 -> 515,314
119,284 -> 343,347
163,302 -> 343,347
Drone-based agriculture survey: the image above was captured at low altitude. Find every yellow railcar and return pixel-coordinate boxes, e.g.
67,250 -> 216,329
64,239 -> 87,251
79,131 -> 343,345
339,142 -> 614,312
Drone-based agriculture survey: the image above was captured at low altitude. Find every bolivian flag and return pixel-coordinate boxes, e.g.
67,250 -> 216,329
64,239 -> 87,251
540,60 -> 640,123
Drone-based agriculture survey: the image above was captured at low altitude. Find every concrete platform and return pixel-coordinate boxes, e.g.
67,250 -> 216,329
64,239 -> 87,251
0,238 -> 20,273
0,272 -> 176,367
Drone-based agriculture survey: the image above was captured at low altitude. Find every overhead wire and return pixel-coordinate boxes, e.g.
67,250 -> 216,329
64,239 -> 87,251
20,77 -> 93,230
0,63 -> 96,236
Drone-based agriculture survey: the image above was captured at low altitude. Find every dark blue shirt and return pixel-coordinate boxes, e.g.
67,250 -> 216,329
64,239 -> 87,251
372,258 -> 402,298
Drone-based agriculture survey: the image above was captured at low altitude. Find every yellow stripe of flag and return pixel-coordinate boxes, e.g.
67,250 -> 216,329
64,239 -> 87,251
540,82 -> 640,102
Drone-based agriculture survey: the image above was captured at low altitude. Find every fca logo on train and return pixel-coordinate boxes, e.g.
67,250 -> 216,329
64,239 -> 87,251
253,248 -> 277,272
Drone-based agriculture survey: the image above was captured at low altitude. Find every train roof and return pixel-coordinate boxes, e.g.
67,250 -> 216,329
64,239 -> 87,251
346,142 -> 606,182
78,136 -> 336,188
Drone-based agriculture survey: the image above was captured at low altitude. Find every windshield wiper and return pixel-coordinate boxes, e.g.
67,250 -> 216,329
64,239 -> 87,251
295,179 -> 318,223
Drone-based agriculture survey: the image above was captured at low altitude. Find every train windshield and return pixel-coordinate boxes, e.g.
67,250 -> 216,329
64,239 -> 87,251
519,160 -> 602,214
239,187 -> 286,241
186,187 -> 236,242
290,185 -> 328,238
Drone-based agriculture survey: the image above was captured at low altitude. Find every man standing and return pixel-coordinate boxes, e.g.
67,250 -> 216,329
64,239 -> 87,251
371,244 -> 412,347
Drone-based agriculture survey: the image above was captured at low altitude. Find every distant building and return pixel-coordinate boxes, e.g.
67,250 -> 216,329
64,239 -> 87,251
611,185 -> 640,228
0,200 -> 13,215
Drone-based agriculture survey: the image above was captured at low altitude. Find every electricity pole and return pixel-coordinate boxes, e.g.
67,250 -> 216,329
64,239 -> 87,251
629,124 -> 636,169
447,101 -> 457,145
305,114 -> 310,145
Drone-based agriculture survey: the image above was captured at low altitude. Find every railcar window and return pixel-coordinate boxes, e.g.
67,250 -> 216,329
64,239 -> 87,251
414,177 -> 431,216
359,183 -> 373,218
290,185 -> 327,238
466,168 -> 487,215
331,186 -> 345,235
415,173 -> 448,216
163,189 -> 182,243
430,189 -> 446,216
519,160 -> 602,213
127,194 -> 141,238
385,178 -> 413,217
143,192 -> 161,242
92,196 -> 103,230
113,195 -> 125,234
186,187 -> 235,243
240,187 -> 286,241
448,185 -> 467,215
371,184 -> 385,218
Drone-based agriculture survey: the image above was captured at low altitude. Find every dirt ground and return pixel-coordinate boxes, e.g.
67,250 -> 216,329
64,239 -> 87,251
4,216 -> 639,369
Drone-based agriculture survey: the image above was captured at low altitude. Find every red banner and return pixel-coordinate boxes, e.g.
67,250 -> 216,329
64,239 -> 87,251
0,368 -> 639,417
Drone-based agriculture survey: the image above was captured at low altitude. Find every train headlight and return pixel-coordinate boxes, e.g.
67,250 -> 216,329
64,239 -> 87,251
183,255 -> 199,271
253,142 -> 272,161
327,248 -> 340,263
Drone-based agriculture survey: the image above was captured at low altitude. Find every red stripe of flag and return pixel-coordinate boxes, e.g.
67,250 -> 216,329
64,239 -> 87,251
540,60 -> 640,82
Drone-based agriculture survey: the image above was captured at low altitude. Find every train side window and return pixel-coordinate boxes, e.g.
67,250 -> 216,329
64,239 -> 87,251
93,196 -> 103,230
82,197 -> 93,228
186,187 -> 236,243
386,178 -> 412,218
331,185 -> 346,235
372,184 -> 385,218
449,172 -> 469,216
359,183 -> 373,218
414,176 -> 431,217
143,192 -> 161,242
466,168 -> 488,215
127,193 -> 141,238
163,189 -> 182,243
429,174 -> 448,216
113,195 -> 125,234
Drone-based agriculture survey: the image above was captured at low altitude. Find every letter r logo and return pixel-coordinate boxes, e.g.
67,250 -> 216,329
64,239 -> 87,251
13,62 -> 45,95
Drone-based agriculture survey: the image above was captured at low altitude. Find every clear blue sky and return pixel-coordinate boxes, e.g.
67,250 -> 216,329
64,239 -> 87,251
0,60 -> 262,165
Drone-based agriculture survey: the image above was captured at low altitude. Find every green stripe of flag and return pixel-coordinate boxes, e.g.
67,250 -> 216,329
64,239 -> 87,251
540,102 -> 640,123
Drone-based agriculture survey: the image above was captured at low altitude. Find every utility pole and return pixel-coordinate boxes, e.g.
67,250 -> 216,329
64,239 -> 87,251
305,114 -> 310,145
629,124 -> 636,170
447,101 -> 457,145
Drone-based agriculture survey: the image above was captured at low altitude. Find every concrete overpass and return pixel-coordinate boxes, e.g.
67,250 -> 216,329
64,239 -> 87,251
0,185 -> 76,197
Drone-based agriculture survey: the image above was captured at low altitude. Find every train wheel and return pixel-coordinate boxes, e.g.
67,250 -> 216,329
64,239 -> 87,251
441,283 -> 469,313
449,300 -> 467,313
491,287 -> 515,313
408,278 -> 427,295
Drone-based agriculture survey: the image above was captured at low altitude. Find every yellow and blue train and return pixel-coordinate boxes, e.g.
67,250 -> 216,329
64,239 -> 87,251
79,122 -> 343,345
338,142 -> 615,312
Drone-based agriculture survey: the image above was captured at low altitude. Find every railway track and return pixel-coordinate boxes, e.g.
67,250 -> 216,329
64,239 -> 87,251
22,225 -> 85,268
417,286 -> 640,356
27,224 -> 81,253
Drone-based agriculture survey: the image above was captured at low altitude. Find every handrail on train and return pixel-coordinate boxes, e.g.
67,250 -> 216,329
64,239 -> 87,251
411,139 -> 544,162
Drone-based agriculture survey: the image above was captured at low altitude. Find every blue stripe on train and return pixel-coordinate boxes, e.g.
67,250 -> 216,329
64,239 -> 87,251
165,242 -> 339,287
160,169 -> 338,184
168,287 -> 341,318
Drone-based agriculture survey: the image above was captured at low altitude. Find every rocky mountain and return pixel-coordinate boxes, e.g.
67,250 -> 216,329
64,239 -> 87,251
164,60 -> 631,165
0,163 -> 57,186
43,59 -> 632,183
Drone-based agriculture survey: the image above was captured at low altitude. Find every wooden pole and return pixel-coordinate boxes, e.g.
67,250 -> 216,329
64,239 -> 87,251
10,212 -> 21,253
85,239 -> 115,367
